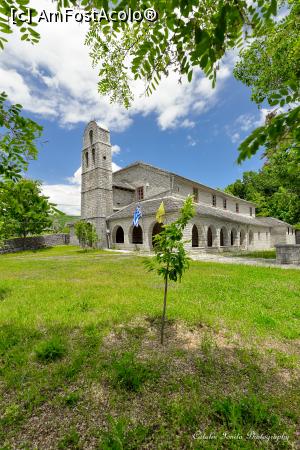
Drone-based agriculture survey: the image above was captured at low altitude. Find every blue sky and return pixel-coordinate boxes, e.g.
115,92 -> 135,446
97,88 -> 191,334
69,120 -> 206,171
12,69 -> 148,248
1,1 -> 267,215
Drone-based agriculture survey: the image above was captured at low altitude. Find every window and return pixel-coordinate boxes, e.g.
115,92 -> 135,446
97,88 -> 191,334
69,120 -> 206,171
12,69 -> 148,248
89,130 -> 93,145
250,207 -> 252,216
193,187 -> 199,203
258,232 -> 261,240
85,151 -> 89,168
136,186 -> 144,201
236,203 -> 239,213
92,148 -> 95,164
288,227 -> 290,235
212,195 -> 216,207
223,198 -> 227,209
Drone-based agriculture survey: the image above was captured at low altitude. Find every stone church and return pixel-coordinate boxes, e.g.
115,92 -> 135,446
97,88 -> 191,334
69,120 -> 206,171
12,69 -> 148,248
77,121 -> 296,251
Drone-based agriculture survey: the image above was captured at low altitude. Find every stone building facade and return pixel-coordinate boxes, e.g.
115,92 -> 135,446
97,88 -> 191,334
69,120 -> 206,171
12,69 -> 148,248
80,121 -> 296,252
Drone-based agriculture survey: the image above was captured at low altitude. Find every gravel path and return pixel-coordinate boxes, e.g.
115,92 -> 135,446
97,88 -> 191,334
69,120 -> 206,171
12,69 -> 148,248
189,253 -> 300,269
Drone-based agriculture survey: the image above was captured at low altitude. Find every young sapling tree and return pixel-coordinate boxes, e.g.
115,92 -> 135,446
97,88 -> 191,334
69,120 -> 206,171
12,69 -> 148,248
145,196 -> 195,344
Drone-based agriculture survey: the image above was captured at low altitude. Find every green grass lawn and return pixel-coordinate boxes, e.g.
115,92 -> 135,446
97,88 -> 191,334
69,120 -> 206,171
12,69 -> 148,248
0,246 -> 299,449
229,249 -> 277,259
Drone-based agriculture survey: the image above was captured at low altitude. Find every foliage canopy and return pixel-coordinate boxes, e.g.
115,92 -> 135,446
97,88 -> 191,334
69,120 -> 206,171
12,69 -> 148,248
234,1 -> 300,162
75,220 -> 98,249
0,179 -> 56,239
0,92 -> 43,181
225,145 -> 300,225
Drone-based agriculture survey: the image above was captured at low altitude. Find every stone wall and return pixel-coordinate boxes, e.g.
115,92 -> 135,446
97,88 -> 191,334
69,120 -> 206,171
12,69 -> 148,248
174,176 -> 255,217
0,234 -> 69,254
275,244 -> 300,265
113,165 -> 171,201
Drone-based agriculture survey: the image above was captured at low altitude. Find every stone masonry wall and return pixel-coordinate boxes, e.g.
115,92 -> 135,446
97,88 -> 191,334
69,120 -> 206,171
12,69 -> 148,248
0,234 -> 69,254
113,165 -> 171,201
174,177 -> 255,217
275,244 -> 300,265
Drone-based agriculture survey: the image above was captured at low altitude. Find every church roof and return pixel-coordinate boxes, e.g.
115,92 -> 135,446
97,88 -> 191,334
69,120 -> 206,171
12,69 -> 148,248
255,217 -> 293,227
107,195 -> 273,227
113,161 -> 256,206
113,181 -> 135,190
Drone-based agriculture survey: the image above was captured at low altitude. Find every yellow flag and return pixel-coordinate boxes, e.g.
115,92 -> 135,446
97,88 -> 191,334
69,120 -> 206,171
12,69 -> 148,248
156,201 -> 165,223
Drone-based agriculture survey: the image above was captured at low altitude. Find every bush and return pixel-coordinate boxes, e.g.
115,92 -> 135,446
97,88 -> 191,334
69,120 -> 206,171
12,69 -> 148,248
75,220 -> 98,249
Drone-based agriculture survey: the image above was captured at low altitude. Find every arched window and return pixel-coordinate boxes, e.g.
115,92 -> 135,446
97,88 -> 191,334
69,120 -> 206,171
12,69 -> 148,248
92,147 -> 96,164
89,130 -> 93,145
249,230 -> 254,245
132,225 -> 143,244
207,227 -> 213,247
152,222 -> 163,247
115,226 -> 124,244
85,151 -> 89,168
192,224 -> 199,247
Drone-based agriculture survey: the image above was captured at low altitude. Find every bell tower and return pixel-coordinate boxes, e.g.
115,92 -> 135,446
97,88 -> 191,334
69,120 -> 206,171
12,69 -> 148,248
81,121 -> 113,247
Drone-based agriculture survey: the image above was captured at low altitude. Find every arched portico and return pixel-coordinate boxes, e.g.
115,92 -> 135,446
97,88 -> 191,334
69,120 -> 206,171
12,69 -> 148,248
240,229 -> 246,248
207,225 -> 217,247
220,226 -> 229,247
130,224 -> 143,244
192,224 -> 199,247
151,222 -> 163,247
249,230 -> 254,246
230,228 -> 238,246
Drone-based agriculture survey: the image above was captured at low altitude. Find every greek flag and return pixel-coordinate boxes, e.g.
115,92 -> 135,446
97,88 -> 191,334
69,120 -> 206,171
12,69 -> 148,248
133,206 -> 142,227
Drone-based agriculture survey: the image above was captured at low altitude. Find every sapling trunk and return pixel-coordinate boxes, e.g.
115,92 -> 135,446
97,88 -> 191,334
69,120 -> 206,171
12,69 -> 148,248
161,274 -> 168,345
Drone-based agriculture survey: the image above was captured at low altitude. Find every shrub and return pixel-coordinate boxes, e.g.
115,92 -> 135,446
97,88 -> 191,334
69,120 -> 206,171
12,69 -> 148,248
75,220 -> 98,249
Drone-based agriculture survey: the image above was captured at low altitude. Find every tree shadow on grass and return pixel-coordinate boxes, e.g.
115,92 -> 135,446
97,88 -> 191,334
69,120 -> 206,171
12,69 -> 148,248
0,287 -> 10,302
0,320 -> 298,449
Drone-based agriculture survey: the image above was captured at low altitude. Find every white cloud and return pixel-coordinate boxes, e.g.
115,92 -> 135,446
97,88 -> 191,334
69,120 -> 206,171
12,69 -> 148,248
226,108 -> 269,144
42,181 -> 81,216
180,118 -> 195,128
0,0 -> 233,132
187,135 -> 197,147
112,162 -> 122,172
230,132 -> 241,144
111,144 -> 121,155
66,166 -> 81,185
